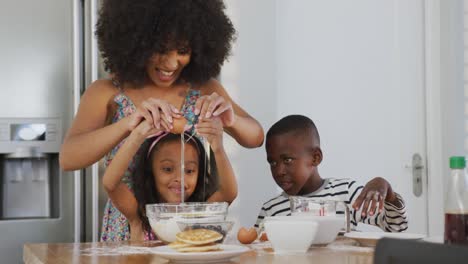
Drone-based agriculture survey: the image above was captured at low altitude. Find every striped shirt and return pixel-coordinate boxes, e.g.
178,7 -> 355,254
255,178 -> 408,232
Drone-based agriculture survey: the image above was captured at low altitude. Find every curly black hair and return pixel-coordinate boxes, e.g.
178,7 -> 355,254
96,0 -> 236,86
132,133 -> 219,236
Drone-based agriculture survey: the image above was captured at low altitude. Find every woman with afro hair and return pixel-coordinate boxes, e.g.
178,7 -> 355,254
59,0 -> 264,241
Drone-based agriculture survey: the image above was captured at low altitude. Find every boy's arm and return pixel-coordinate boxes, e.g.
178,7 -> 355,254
253,194 -> 287,232
348,180 -> 408,232
254,206 -> 268,232
384,186 -> 404,208
353,177 -> 403,214
380,193 -> 408,232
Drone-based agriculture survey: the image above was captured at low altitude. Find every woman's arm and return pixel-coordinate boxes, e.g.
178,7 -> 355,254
196,79 -> 264,148
59,80 -> 132,170
60,80 -> 179,171
196,118 -> 238,203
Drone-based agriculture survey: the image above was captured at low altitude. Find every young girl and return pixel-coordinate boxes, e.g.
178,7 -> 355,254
59,0 -> 263,241
102,117 -> 236,241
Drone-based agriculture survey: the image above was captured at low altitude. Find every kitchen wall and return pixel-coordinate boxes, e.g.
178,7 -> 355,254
276,0 -> 430,233
441,1 -> 465,179
222,0 -> 279,227
438,0 -> 465,230
223,0 -> 466,234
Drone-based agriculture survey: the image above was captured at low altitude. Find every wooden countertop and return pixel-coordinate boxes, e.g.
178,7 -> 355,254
24,238 -> 374,264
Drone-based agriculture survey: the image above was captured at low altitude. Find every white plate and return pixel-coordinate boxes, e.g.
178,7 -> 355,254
422,236 -> 444,244
344,231 -> 426,247
150,244 -> 250,263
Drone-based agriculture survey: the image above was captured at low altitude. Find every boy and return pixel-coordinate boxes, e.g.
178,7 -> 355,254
255,115 -> 407,232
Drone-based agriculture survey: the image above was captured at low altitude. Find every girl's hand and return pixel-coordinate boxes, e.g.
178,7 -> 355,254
195,92 -> 236,127
352,177 -> 399,217
195,117 -> 224,152
127,98 -> 181,132
130,119 -> 162,142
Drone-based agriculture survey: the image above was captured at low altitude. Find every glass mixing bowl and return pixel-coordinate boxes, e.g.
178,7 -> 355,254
145,202 -> 229,243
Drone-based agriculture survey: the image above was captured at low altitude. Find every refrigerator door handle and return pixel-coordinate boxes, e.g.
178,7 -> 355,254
74,0 -> 100,243
72,0 -> 84,243
89,0 -> 100,243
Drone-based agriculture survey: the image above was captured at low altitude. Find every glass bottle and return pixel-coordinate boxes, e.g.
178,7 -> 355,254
444,156 -> 468,245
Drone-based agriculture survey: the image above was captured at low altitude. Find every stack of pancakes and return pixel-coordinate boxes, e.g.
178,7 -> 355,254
168,228 -> 223,252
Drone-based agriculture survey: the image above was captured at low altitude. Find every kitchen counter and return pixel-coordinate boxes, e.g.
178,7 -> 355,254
23,238 -> 374,264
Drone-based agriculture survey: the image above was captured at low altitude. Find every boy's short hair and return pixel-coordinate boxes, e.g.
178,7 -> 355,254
266,115 -> 320,147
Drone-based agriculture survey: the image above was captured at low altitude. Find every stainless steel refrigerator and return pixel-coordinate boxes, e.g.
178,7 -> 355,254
0,0 -> 107,263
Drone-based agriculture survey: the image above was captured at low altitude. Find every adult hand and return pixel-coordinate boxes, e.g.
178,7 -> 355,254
127,98 -> 181,131
195,117 -> 224,152
352,177 -> 397,217
195,92 -> 236,127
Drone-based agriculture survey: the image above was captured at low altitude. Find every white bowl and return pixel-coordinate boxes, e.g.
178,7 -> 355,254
266,215 -> 343,244
264,219 -> 318,254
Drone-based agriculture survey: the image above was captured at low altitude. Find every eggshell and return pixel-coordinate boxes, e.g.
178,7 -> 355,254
237,227 -> 258,244
259,232 -> 269,242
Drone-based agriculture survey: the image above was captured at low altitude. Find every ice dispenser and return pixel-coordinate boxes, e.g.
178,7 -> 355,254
0,118 -> 61,219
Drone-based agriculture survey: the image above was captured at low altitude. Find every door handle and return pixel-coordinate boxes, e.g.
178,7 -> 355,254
406,153 -> 424,197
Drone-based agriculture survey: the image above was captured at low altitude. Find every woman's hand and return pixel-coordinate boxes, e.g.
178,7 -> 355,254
195,117 -> 224,152
352,177 -> 400,217
127,98 -> 181,132
195,92 -> 236,127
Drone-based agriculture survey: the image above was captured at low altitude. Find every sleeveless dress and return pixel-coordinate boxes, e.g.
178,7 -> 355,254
100,89 -> 200,241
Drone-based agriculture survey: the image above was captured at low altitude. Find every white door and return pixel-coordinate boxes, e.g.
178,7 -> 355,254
276,0 -> 428,234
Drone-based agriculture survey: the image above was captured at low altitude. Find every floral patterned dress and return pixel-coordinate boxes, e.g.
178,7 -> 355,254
100,89 -> 200,241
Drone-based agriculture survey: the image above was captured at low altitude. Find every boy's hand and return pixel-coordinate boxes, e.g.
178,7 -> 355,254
352,177 -> 400,217
195,117 -> 223,152
195,92 -> 236,127
127,98 -> 181,132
